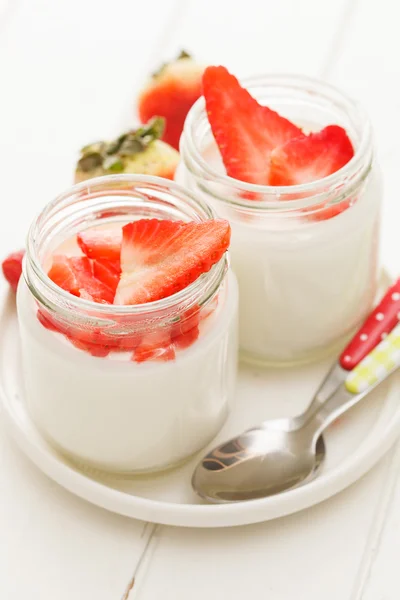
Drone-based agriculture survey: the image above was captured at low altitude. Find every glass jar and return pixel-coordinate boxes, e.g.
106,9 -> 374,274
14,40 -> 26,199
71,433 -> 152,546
17,175 -> 238,473
179,74 -> 381,366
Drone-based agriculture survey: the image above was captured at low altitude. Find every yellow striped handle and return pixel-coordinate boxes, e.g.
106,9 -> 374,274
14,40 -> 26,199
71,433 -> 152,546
345,323 -> 400,394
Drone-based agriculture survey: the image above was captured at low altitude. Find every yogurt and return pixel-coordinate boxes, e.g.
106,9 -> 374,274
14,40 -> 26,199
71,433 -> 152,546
225,177 -> 380,363
17,175 -> 239,473
180,74 -> 381,365
18,273 -> 238,472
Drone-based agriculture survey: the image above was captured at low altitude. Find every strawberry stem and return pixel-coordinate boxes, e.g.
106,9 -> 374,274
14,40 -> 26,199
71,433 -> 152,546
76,117 -> 166,176
178,49 -> 191,60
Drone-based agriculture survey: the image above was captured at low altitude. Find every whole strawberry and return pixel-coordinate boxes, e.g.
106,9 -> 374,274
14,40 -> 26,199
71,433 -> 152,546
75,117 -> 179,183
138,51 -> 204,150
2,250 -> 25,292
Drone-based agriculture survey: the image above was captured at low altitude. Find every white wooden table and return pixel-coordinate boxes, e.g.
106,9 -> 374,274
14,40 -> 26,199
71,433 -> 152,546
0,0 -> 399,597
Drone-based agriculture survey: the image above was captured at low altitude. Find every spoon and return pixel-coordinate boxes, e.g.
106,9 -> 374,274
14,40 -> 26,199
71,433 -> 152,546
297,276 -> 400,426
192,285 -> 400,503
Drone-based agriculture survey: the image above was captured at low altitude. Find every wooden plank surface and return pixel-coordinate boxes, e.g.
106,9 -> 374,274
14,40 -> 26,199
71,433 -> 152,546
136,454 -> 396,599
325,0 -> 400,277
163,0 -> 349,76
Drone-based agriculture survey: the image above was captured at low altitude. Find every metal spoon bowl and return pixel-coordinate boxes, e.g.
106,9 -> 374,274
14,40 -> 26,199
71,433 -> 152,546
193,427 -> 326,503
192,283 -> 400,503
192,357 -> 399,502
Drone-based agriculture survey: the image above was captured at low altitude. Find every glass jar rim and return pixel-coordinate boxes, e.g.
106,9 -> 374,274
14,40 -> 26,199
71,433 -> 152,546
25,174 -> 228,319
181,73 -> 373,211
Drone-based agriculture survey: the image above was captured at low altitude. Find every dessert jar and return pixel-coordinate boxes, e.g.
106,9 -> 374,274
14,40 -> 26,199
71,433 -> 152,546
17,175 -> 238,473
179,74 -> 382,366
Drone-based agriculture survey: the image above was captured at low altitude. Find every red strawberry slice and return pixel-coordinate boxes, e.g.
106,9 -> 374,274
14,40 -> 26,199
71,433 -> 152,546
77,229 -> 122,262
65,326 -> 114,357
201,294 -> 219,321
114,219 -> 231,305
48,255 -> 114,303
79,289 -> 96,301
173,326 -> 200,350
138,51 -> 204,150
303,198 -> 352,222
73,271 -> 114,304
171,305 -> 201,349
132,329 -> 175,363
202,66 -> 304,185
48,255 -> 90,296
92,258 -> 121,297
37,307 -> 115,356
114,332 -> 143,351
38,302 -> 142,355
171,305 -> 201,336
133,343 -> 176,363
68,335 -> 111,357
37,309 -> 61,332
269,125 -> 354,186
2,249 -> 25,292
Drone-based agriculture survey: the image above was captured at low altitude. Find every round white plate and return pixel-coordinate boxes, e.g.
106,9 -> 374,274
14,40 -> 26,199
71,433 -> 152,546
1,281 -> 400,528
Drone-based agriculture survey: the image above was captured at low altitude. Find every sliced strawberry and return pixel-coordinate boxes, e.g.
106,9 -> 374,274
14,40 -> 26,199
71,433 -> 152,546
173,326 -> 200,350
48,255 -> 114,303
92,258 -> 121,297
114,219 -> 231,305
38,310 -> 113,356
77,277 -> 114,304
269,125 -> 354,186
38,301 -> 128,357
68,335 -> 111,357
37,309 -> 61,332
303,198 -> 352,222
202,66 -> 304,185
138,51 -> 204,150
201,294 -> 219,321
38,301 -> 142,355
77,229 -> 122,261
171,305 -> 200,349
133,343 -> 175,363
114,332 -> 143,351
2,249 -> 25,292
48,255 -> 90,296
132,329 -> 175,363
78,289 -> 96,301
66,326 -> 118,357
171,305 -> 200,337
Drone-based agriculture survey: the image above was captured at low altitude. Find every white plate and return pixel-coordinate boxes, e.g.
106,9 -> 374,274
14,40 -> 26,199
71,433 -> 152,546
1,279 -> 400,529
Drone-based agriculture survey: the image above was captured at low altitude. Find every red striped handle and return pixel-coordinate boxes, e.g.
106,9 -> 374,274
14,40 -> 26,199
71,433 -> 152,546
340,278 -> 400,370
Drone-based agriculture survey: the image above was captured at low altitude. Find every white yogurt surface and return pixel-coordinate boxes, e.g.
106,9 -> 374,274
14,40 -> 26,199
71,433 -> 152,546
17,273 -> 238,472
179,143 -> 381,364
230,190 -> 380,362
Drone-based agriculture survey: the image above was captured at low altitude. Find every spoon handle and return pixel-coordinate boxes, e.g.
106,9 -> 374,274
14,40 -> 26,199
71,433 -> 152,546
339,277 -> 400,370
345,322 -> 400,393
301,279 -> 400,422
312,323 -> 400,435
